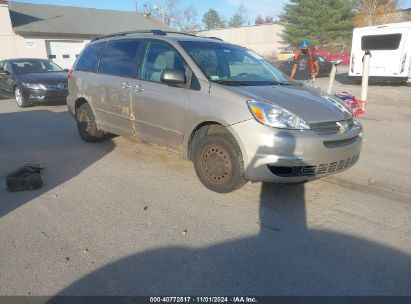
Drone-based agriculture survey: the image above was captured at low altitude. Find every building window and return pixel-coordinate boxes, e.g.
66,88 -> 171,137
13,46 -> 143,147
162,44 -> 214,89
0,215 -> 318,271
48,55 -> 56,59
63,54 -> 70,59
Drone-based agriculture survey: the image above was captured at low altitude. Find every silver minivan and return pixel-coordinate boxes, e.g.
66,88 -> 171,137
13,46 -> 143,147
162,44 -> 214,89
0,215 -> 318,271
67,30 -> 362,193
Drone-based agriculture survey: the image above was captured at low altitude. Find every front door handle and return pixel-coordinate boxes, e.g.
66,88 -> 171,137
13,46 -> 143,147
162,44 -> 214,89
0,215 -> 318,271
122,82 -> 131,89
134,84 -> 144,92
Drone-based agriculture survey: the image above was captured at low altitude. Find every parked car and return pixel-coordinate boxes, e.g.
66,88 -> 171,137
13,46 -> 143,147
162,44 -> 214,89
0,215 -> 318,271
276,50 -> 295,61
0,58 -> 68,107
67,30 -> 362,193
277,55 -> 334,77
314,49 -> 351,66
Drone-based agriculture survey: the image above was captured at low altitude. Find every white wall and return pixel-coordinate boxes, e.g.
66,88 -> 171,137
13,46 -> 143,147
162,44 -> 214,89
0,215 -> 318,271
0,2 -> 17,60
196,24 -> 288,58
0,3 -> 89,62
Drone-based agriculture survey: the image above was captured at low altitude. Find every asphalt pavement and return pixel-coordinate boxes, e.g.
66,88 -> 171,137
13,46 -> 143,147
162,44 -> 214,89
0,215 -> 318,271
1,74 -> 411,295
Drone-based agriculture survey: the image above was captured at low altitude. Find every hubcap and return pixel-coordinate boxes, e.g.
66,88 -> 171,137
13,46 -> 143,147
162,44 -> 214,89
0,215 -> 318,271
15,88 -> 23,106
200,144 -> 232,184
78,109 -> 92,132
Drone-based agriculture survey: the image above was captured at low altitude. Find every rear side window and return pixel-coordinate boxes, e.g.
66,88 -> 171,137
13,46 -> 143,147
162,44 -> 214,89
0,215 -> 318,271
140,40 -> 186,83
98,40 -> 141,78
76,42 -> 105,72
361,34 -> 402,50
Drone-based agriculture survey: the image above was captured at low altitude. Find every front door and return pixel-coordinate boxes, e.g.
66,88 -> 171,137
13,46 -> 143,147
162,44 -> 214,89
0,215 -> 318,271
93,39 -> 143,137
131,40 -> 190,151
0,62 -> 15,97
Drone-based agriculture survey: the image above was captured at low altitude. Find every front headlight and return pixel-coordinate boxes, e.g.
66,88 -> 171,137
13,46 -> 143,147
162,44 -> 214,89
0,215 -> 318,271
22,82 -> 46,90
247,100 -> 310,130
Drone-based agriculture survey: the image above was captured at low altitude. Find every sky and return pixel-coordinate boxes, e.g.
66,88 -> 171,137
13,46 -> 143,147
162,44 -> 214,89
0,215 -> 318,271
10,0 -> 411,27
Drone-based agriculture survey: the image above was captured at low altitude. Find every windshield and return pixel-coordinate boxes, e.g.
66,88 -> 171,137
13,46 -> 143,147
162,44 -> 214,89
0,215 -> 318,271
180,41 -> 290,86
11,60 -> 64,74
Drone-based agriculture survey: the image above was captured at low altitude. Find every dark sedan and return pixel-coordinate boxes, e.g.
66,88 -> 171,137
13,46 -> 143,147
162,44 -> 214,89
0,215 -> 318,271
277,55 -> 333,78
0,58 -> 68,108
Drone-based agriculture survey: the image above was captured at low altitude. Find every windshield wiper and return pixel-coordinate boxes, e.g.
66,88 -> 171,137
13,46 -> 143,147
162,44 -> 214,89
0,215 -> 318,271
213,80 -> 246,86
269,81 -> 290,86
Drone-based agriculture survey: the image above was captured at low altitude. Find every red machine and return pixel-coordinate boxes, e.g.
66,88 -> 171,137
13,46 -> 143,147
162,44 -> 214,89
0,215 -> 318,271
335,92 -> 366,116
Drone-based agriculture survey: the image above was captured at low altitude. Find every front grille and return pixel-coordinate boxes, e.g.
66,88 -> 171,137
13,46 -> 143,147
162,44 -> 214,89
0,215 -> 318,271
310,118 -> 354,135
268,154 -> 360,177
46,82 -> 67,90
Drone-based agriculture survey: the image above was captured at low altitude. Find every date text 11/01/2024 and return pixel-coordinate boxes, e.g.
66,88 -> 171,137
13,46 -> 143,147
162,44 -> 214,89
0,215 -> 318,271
150,297 -> 258,303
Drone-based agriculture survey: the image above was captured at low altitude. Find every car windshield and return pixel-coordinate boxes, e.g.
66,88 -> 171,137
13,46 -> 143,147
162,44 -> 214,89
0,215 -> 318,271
11,60 -> 63,74
180,41 -> 290,86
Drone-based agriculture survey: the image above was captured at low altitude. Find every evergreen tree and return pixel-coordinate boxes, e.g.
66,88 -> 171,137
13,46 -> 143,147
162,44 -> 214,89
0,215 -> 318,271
281,0 -> 355,49
228,4 -> 247,27
202,9 -> 226,29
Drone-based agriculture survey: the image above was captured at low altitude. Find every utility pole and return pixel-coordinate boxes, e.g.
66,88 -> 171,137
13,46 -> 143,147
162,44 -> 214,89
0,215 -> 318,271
135,1 -> 138,12
160,5 -> 165,23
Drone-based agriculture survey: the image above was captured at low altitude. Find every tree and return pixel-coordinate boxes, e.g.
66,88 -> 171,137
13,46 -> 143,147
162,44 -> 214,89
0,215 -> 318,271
202,9 -> 226,29
176,6 -> 200,32
281,0 -> 356,49
228,3 -> 247,27
255,15 -> 275,25
228,13 -> 246,27
353,0 -> 399,26
142,0 -> 199,31
164,0 -> 180,27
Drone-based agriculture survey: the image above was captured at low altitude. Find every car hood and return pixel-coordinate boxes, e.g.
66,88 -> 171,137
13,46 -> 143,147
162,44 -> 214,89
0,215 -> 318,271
225,84 -> 352,123
18,72 -> 68,84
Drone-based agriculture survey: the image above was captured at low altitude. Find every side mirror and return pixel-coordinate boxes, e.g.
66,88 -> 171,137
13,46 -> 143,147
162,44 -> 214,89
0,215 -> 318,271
0,70 -> 10,76
160,69 -> 186,86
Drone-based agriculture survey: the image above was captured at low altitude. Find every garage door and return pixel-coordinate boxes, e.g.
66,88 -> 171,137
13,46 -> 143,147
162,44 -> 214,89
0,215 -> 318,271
46,40 -> 87,69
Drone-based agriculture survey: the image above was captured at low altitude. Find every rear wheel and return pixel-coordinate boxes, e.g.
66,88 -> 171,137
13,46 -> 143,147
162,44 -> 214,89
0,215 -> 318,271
14,86 -> 29,108
193,133 -> 247,193
76,102 -> 104,142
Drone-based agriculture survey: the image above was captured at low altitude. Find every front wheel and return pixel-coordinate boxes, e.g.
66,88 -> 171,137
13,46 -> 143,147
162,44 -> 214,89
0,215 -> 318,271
76,102 -> 104,142
15,86 -> 29,108
193,133 -> 247,193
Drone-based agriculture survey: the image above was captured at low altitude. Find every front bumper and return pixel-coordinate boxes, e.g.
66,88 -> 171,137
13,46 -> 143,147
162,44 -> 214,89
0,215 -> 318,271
23,88 -> 68,103
229,119 -> 363,183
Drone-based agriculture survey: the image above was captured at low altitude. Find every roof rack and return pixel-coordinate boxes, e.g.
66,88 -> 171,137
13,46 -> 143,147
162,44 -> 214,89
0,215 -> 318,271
207,36 -> 224,41
91,29 -> 199,41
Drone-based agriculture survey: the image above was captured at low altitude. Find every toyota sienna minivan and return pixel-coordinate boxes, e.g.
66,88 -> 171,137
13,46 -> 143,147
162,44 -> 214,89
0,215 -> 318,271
67,30 -> 362,193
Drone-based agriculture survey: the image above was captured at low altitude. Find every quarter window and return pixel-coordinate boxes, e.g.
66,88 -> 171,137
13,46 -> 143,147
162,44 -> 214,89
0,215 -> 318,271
76,42 -> 105,72
98,40 -> 141,78
361,34 -> 402,50
140,41 -> 186,83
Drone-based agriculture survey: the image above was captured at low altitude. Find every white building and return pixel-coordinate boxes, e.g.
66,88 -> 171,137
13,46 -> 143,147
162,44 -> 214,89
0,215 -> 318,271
0,1 -> 170,69
196,23 -> 288,59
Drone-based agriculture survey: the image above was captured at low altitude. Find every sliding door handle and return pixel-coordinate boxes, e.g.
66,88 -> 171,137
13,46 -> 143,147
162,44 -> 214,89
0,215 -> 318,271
122,82 -> 131,89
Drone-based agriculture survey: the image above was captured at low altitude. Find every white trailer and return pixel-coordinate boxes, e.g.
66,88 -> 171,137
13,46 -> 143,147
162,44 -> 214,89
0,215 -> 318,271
349,21 -> 411,84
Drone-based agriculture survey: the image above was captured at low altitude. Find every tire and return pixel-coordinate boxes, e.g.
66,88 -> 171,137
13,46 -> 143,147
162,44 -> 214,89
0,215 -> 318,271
76,102 -> 104,142
193,132 -> 247,193
14,86 -> 29,108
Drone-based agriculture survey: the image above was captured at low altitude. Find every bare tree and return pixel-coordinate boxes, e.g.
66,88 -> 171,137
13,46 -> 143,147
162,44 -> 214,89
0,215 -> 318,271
164,0 -> 180,27
354,0 -> 399,26
176,6 -> 200,32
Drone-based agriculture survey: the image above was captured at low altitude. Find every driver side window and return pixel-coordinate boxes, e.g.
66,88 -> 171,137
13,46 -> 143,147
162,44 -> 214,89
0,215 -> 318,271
140,40 -> 186,83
